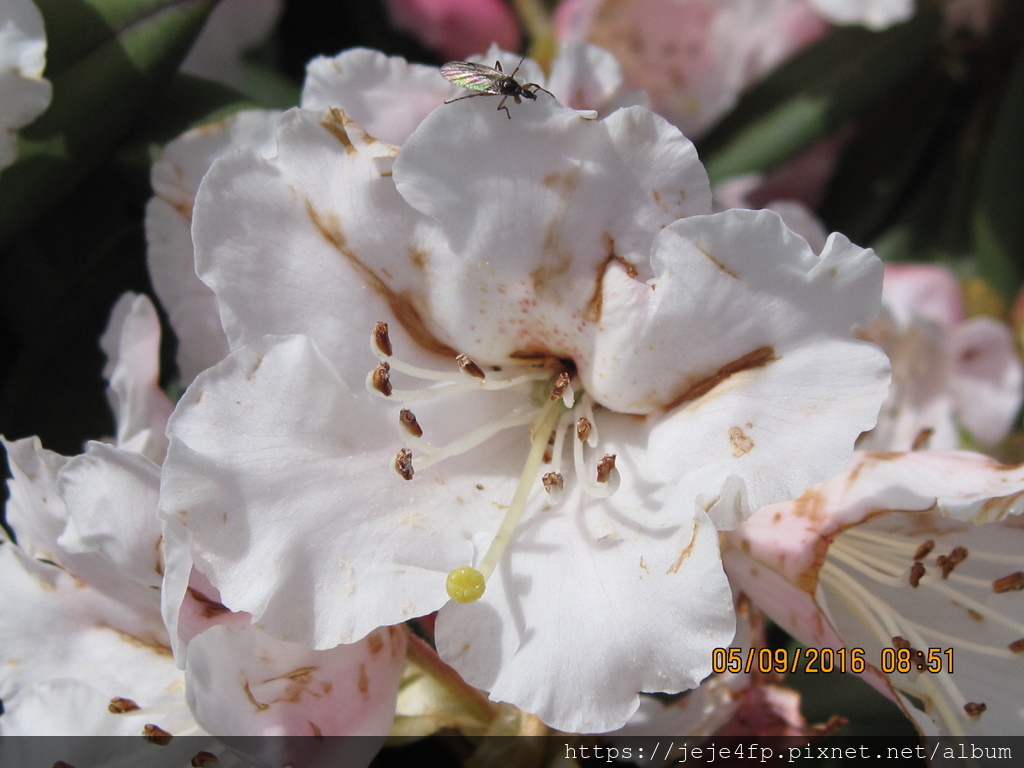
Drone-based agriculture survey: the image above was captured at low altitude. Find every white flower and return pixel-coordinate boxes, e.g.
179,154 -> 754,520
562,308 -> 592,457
2,295 -> 404,755
858,264 -> 1023,451
723,450 -> 1024,736
160,54 -> 890,733
0,0 -> 51,170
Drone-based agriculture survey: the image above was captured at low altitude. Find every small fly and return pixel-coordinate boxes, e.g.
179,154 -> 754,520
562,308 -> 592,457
440,56 -> 554,119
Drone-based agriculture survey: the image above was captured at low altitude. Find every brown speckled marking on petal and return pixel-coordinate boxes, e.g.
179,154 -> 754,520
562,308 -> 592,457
665,346 -> 776,411
319,107 -> 357,154
729,425 -> 754,457
367,632 -> 385,655
246,355 -> 264,380
666,520 -> 698,574
306,203 -> 455,357
357,663 -> 370,698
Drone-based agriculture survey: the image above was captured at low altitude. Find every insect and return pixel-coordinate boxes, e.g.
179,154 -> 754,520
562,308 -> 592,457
440,57 -> 554,119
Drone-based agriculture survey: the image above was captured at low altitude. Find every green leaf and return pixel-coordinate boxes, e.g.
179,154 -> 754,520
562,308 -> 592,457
0,0 -> 217,247
971,49 -> 1024,301
698,9 -> 941,184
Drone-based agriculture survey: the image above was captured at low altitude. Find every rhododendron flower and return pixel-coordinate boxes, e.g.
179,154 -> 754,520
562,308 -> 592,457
1,295 -> 405,758
858,264 -> 1023,451
723,450 -> 1024,736
555,0 -> 828,136
160,49 -> 889,733
385,0 -> 522,61
0,0 -> 51,170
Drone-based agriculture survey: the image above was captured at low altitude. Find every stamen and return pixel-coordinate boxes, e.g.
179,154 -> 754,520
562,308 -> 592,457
936,545 -> 968,579
550,372 -> 574,406
457,354 -> 486,380
964,702 -> 987,717
913,540 -> 935,561
373,321 -> 393,357
909,561 -> 925,588
399,409 -> 423,438
993,571 -> 1024,593
596,454 -> 619,489
576,417 -> 592,443
371,362 -> 392,397
542,471 -> 564,502
395,448 -> 414,480
412,405 -> 538,472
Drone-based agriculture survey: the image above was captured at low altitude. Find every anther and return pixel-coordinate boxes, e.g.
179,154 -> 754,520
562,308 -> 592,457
109,697 -> 140,713
964,702 -> 987,717
912,540 -> 934,561
937,545 -> 968,579
372,362 -> 393,396
399,409 -> 423,438
993,571 -> 1024,593
908,561 -> 925,588
142,724 -> 173,745
395,448 -> 414,480
457,354 -> 486,380
373,321 -> 393,357
550,372 -> 571,401
891,636 -> 911,650
576,417 -> 592,443
192,752 -> 219,767
542,471 -> 564,494
1009,638 -> 1024,653
596,454 -> 617,483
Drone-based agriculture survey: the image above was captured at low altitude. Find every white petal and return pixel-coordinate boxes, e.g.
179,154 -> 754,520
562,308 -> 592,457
302,48 -> 453,145
0,0 -> 51,169
185,624 -> 404,739
161,334 -> 521,646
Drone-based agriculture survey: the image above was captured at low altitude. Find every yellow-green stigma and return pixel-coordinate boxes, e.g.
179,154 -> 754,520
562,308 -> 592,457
446,566 -> 487,602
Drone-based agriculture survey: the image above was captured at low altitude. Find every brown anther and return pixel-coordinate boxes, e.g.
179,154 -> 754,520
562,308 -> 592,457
1008,638 -> 1024,654
543,430 -> 556,463
53,763 -> 76,768
542,472 -> 564,493
576,417 -> 592,442
596,454 -> 617,483
910,427 -> 933,451
108,696 -> 140,713
372,362 -> 393,397
912,539 -> 935,561
993,571 -> 1024,593
399,409 -> 423,438
456,354 -> 486,379
938,546 -> 968,579
191,752 -> 219,767
550,372 -> 571,401
908,561 -> 925,588
964,702 -> 987,717
142,724 -> 173,745
373,321 -> 393,357
891,636 -> 911,651
395,448 -> 414,480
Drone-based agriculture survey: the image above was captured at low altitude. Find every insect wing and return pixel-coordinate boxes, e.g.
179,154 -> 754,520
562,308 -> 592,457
440,61 -> 504,94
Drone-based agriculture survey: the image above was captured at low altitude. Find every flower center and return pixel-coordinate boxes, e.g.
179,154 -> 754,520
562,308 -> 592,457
820,523 -> 1024,734
367,322 -> 621,603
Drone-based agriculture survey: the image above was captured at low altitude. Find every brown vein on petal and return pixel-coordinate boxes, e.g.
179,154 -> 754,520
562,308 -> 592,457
307,202 -> 455,357
665,346 -> 777,411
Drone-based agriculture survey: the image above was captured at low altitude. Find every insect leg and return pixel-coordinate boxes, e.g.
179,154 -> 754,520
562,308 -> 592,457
496,96 -> 512,119
525,83 -> 556,99
444,92 -> 488,105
